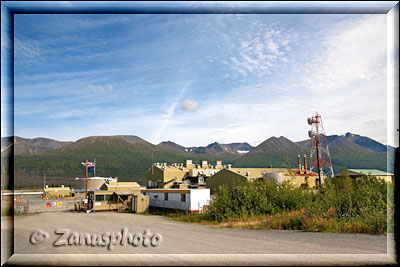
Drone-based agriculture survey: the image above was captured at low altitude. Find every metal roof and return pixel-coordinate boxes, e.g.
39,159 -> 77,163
348,169 -> 394,176
107,181 -> 140,186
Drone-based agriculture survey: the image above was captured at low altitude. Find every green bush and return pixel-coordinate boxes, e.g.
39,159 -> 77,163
208,167 -> 392,234
210,179 -> 312,221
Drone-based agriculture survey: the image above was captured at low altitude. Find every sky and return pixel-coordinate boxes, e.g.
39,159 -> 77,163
5,11 -> 398,147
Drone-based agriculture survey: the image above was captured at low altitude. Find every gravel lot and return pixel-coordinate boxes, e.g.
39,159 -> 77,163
1,211 -> 395,265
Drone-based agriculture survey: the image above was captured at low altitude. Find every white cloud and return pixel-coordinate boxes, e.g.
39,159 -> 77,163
181,99 -> 199,112
300,15 -> 386,93
88,84 -> 113,94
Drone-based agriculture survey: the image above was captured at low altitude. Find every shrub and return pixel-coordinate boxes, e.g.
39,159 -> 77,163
208,166 -> 391,234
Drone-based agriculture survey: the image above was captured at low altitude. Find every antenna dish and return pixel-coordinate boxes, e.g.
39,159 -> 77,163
308,130 -> 314,138
307,117 -> 312,125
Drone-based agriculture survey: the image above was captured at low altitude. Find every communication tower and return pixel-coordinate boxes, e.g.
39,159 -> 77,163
307,112 -> 334,187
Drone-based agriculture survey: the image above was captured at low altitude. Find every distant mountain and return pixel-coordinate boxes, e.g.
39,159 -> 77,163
1,136 -> 72,155
341,132 -> 395,152
250,136 -> 306,154
297,132 -> 395,152
57,135 -> 153,154
296,133 -> 393,173
10,135 -> 238,189
157,141 -> 253,156
233,136 -> 309,168
223,142 -> 254,153
157,141 -> 188,153
3,133 -> 394,189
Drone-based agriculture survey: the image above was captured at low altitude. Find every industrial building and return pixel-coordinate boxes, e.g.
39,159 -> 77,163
206,155 -> 320,193
146,156 -> 322,195
146,160 -> 224,189
206,167 -> 320,193
142,188 -> 210,213
338,169 -> 394,183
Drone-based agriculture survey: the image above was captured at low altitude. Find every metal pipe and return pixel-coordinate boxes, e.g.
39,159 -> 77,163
297,155 -> 301,173
304,154 -> 308,173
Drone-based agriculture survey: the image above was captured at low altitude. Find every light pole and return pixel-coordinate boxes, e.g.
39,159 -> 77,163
43,173 -> 46,197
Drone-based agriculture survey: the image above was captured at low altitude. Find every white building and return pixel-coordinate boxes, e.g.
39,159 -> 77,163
141,188 -> 210,212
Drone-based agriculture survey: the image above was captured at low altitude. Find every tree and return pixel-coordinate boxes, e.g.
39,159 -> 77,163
282,156 -> 292,175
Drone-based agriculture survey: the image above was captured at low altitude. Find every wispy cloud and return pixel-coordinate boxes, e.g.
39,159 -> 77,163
222,19 -> 296,78
14,37 -> 42,59
299,15 -> 386,93
154,82 -> 191,141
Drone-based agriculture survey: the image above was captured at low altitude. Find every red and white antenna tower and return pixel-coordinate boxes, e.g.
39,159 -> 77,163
307,112 -> 334,187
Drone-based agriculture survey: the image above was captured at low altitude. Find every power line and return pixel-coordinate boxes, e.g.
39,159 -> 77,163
249,84 -> 391,124
232,92 -> 396,130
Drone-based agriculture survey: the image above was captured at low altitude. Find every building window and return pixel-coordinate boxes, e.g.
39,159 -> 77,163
95,195 -> 104,202
154,194 -> 158,199
164,193 -> 168,201
181,194 -> 186,202
105,195 -> 113,202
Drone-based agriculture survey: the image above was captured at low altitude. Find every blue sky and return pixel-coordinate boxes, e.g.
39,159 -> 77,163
7,12 -> 398,147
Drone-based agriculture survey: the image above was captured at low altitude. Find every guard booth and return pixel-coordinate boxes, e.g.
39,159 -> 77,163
132,194 -> 149,213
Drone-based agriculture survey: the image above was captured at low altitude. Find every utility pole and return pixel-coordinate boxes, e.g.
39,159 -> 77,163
85,159 -> 88,204
81,160 -> 89,212
2,167 -> 5,201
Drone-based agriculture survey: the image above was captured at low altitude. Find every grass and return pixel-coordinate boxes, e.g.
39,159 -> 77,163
167,210 -> 387,234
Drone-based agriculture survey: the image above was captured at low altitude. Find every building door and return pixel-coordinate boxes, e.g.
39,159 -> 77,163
132,196 -> 137,213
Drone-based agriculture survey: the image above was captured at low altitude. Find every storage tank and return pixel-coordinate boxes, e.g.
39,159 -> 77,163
265,173 -> 285,185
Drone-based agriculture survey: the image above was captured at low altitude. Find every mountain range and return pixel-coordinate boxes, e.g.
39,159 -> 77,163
1,133 -> 395,189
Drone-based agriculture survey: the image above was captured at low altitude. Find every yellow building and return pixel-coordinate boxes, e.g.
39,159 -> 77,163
206,167 -> 320,193
146,160 -> 223,189
88,180 -> 147,213
345,169 -> 394,183
43,186 -> 71,199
